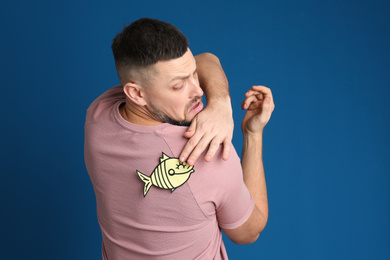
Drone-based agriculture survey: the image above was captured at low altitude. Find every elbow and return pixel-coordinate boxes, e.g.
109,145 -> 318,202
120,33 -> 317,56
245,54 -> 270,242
231,220 -> 267,245
246,216 -> 269,244
196,52 -> 221,64
249,219 -> 268,244
223,208 -> 268,245
249,230 -> 262,244
233,232 -> 260,245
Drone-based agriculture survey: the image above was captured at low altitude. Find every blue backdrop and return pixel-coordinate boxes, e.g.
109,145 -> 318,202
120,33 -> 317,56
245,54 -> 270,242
1,0 -> 389,259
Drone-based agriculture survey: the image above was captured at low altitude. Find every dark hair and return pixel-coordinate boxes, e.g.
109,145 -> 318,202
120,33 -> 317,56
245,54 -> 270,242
111,18 -> 189,85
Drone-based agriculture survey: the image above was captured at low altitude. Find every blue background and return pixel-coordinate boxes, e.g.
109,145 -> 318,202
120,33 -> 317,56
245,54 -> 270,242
1,0 -> 389,259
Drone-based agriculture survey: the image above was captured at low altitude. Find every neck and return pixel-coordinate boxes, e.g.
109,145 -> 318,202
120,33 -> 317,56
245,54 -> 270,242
119,101 -> 162,126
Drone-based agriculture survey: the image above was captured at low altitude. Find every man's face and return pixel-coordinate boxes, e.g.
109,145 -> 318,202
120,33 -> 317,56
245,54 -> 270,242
143,49 -> 204,126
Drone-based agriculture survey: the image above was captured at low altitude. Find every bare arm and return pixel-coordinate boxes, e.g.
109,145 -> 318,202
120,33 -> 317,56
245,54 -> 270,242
222,85 -> 274,244
179,53 -> 234,165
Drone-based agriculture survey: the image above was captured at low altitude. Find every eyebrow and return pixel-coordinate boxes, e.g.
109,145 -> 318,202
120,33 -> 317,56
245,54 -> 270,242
170,74 -> 191,83
169,60 -> 198,83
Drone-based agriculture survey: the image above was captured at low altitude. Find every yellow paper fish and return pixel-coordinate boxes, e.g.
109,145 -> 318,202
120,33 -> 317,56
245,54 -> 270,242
137,152 -> 195,197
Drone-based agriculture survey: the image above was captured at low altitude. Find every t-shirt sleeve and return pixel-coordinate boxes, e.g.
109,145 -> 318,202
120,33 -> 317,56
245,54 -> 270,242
214,147 -> 255,229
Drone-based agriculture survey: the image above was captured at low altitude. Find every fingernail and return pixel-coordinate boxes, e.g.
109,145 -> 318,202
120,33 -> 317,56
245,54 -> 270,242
188,159 -> 194,165
205,155 -> 211,161
180,156 -> 185,162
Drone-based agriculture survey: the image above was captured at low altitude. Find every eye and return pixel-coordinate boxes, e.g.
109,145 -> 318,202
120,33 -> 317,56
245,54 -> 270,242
168,169 -> 175,175
173,85 -> 184,91
173,80 -> 187,91
176,162 -> 185,169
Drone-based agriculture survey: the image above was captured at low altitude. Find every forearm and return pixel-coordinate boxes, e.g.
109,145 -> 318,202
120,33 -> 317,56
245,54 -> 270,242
179,53 -> 234,165
195,53 -> 231,105
222,85 -> 273,243
241,132 -> 268,230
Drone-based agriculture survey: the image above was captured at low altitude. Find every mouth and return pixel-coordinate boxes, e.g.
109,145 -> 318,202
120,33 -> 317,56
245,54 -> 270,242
188,100 -> 204,115
177,168 -> 195,175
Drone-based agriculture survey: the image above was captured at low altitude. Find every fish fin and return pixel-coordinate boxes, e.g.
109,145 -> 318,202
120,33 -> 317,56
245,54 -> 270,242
160,152 -> 170,162
137,170 -> 152,197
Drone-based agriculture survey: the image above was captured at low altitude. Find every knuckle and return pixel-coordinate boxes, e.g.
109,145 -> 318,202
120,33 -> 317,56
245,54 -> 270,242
180,146 -> 189,155
189,150 -> 201,159
209,141 -> 220,150
187,139 -> 198,147
188,136 -> 202,146
198,124 -> 208,132
196,141 -> 208,150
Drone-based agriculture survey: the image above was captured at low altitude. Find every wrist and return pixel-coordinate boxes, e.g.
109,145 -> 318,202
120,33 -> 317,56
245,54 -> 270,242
200,79 -> 231,105
243,130 -> 263,140
206,92 -> 231,102
242,131 -> 263,160
206,95 -> 232,111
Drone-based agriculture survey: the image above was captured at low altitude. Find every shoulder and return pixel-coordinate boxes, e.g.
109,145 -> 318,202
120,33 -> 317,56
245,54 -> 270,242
188,144 -> 243,198
85,85 -> 125,125
155,125 -> 190,156
197,145 -> 242,191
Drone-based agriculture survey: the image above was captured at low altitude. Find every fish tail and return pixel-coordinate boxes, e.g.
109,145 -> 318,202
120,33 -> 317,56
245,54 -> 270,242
137,170 -> 152,197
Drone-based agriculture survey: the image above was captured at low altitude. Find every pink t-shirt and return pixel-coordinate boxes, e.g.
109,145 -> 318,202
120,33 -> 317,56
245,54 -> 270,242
84,86 -> 255,260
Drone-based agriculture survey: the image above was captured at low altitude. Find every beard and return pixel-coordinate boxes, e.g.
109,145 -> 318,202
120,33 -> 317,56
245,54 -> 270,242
148,97 -> 201,127
150,107 -> 191,126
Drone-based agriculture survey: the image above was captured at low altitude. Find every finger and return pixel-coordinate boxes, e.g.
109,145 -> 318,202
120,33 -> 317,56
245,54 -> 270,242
180,132 -> 202,163
183,117 -> 197,138
242,94 -> 258,109
186,134 -> 213,166
263,95 -> 275,111
242,94 -> 264,110
245,90 -> 263,100
204,138 -> 222,162
251,85 -> 270,92
251,86 -> 273,100
247,100 -> 263,110
259,97 -> 273,123
222,139 -> 231,161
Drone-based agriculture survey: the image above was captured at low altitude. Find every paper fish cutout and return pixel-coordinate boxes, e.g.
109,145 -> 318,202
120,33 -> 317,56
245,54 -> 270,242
137,152 -> 195,197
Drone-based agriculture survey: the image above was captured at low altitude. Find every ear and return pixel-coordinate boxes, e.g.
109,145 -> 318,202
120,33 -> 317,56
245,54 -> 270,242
123,82 -> 147,106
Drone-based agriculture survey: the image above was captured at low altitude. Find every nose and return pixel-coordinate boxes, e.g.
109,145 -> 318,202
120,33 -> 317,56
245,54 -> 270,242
189,76 -> 203,98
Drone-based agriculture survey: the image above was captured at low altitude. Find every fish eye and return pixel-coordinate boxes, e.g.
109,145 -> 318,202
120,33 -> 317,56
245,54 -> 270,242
176,162 -> 185,169
168,169 -> 175,175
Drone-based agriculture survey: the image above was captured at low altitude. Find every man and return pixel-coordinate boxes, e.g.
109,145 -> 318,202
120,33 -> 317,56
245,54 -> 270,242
84,18 -> 274,259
